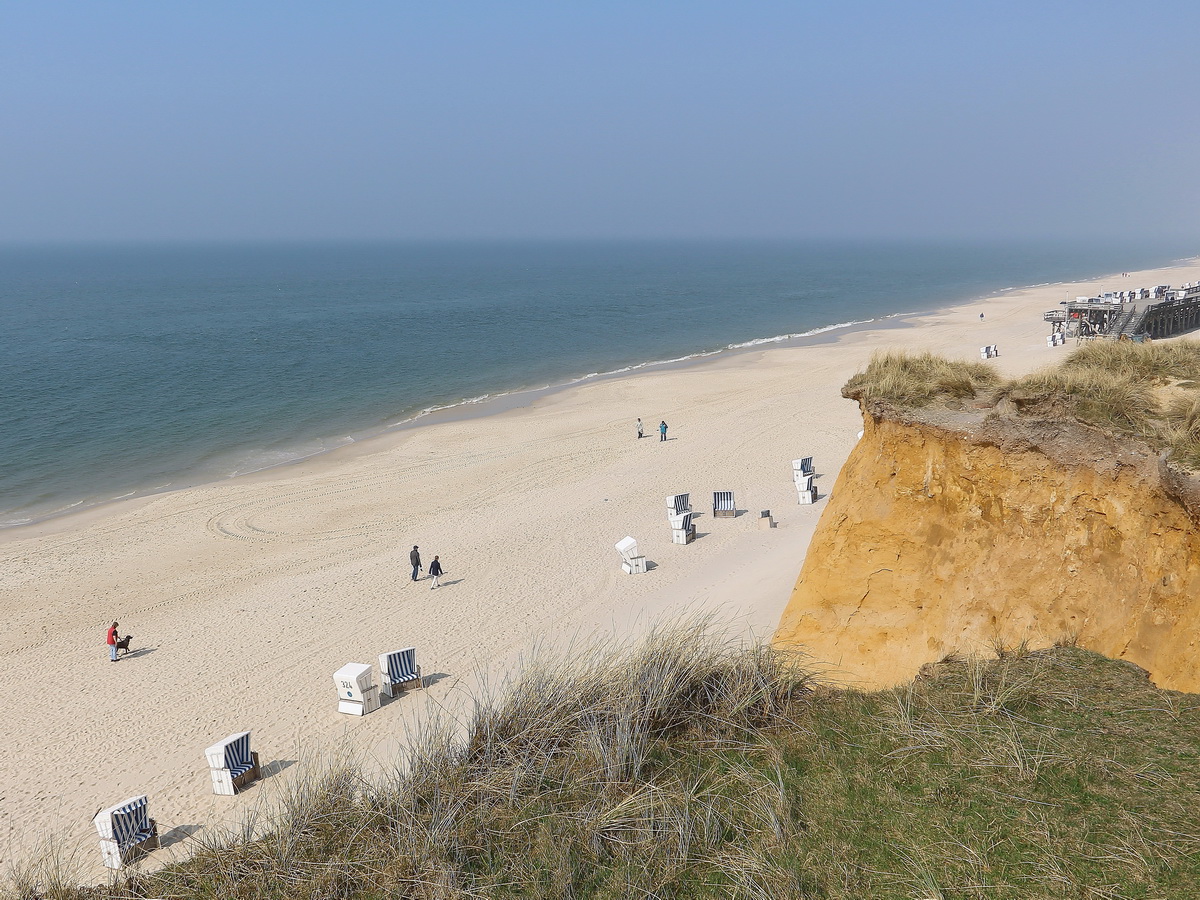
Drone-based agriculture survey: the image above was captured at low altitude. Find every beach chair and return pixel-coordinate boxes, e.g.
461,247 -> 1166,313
758,509 -> 774,530
93,795 -> 159,870
980,344 -> 999,359
792,457 -> 814,477
712,491 -> 736,518
204,731 -> 261,796
669,511 -> 695,544
794,472 -> 813,493
333,662 -> 380,716
379,648 -> 423,697
797,485 -> 817,505
615,536 -> 647,574
666,493 -> 691,519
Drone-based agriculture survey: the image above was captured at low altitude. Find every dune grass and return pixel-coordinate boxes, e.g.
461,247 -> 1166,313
845,342 -> 1200,469
842,350 -> 1002,407
9,625 -> 1200,899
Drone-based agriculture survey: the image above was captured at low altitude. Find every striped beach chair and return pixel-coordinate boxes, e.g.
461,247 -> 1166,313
792,457 -> 814,477
666,493 -> 691,519
616,535 -> 647,574
205,731 -> 261,795
712,491 -> 736,518
93,795 -> 159,869
669,511 -> 695,544
379,648 -> 423,698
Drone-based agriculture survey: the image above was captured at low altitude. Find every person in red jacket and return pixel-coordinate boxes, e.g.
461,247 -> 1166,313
106,621 -> 120,662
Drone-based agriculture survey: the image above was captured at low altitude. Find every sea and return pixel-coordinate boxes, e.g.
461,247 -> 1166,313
1,239 -> 1194,528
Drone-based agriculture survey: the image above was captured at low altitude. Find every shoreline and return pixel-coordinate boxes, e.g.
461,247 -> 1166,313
7,249 -> 1195,537
7,250 -> 1191,539
1,312 -> 918,540
5,253 -> 1200,878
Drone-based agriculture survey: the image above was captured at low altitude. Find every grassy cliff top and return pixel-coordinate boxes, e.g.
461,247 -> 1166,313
844,341 -> 1200,470
12,625 -> 1200,900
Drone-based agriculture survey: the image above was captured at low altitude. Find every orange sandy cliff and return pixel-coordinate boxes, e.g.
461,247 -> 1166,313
776,395 -> 1200,691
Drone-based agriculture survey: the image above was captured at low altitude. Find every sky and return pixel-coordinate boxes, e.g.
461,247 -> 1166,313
1,1 -> 1198,242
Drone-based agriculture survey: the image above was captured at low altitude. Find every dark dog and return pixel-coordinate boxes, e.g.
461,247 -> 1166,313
115,634 -> 133,656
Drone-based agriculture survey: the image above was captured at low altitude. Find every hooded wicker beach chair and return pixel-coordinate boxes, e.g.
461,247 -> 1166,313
666,493 -> 691,519
93,795 -> 159,869
712,491 -> 736,518
379,648 -> 423,698
204,731 -> 261,796
669,511 -> 695,544
792,457 -> 814,477
615,535 -> 647,574
334,662 -> 380,716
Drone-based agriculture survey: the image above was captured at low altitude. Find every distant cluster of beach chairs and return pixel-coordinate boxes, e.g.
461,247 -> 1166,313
615,457 -> 819,574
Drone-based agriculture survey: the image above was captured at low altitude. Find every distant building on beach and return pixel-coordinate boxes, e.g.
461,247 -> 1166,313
1044,282 -> 1200,342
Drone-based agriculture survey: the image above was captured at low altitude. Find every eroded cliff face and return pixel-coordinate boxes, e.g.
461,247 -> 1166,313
776,401 -> 1200,691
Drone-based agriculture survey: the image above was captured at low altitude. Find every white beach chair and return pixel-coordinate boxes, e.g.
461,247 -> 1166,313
379,648 -> 423,697
980,344 -> 1000,359
666,493 -> 691,519
615,536 -> 647,574
669,511 -> 695,544
204,731 -> 261,796
333,662 -> 380,716
93,795 -> 159,870
712,491 -> 736,518
794,472 -> 813,493
792,457 -> 814,477
797,485 -> 817,505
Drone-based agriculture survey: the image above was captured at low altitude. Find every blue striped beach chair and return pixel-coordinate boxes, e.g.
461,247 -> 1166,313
93,795 -> 159,869
669,511 -> 695,544
379,648 -> 423,698
204,731 -> 262,795
666,493 -> 691,520
712,491 -> 736,518
792,457 -> 814,477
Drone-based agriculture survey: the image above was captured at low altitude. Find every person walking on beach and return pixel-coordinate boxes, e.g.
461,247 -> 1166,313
429,555 -> 444,589
659,420 -> 668,442
410,545 -> 422,582
106,621 -> 120,663
636,418 -> 644,439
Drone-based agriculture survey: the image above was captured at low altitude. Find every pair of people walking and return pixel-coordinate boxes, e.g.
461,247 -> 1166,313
635,418 -> 668,441
410,545 -> 445,589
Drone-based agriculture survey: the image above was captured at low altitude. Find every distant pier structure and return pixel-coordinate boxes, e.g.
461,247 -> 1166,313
1044,283 -> 1200,341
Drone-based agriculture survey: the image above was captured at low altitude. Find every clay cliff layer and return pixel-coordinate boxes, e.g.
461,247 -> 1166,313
776,400 -> 1200,691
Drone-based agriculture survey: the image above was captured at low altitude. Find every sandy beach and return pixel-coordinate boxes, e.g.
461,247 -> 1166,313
4,258 -> 1199,879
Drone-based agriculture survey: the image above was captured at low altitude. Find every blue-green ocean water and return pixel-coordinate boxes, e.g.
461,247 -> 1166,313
1,240 -> 1194,527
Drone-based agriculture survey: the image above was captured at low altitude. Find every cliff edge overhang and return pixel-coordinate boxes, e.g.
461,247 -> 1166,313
777,388 -> 1200,692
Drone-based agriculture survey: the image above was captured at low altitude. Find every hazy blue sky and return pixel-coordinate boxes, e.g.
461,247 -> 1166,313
2,2 -> 1197,242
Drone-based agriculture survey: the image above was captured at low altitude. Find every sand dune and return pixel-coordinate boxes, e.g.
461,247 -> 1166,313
3,258 -> 1198,878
